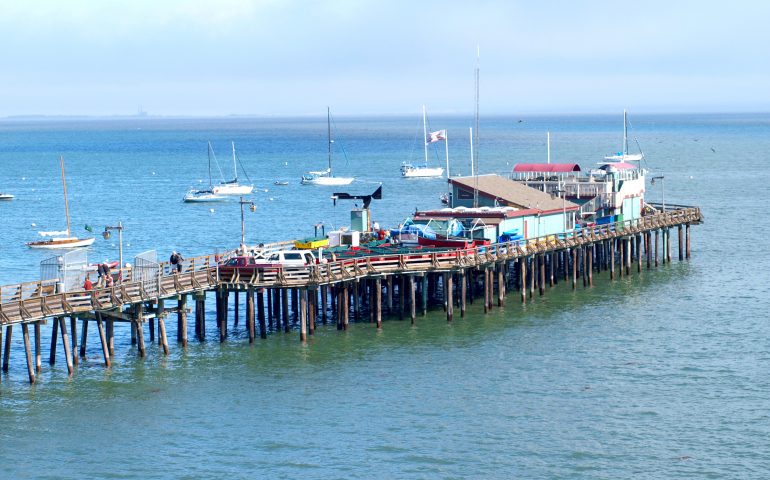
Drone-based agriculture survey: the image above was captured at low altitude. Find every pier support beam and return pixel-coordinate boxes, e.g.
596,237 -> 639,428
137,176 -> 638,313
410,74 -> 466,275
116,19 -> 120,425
49,319 -> 57,365
59,317 -> 73,375
499,264 -> 506,306
386,276 -> 393,315
421,275 -> 428,316
195,295 -> 206,341
409,276 -> 416,325
299,288 -> 307,343
686,224 -> 691,259
70,317 -> 78,367
375,278 -> 382,329
2,325 -> 11,372
135,304 -> 146,358
22,323 -> 35,384
539,255 -> 546,296
257,288 -> 267,339
446,273 -> 454,322
678,225 -> 684,261
79,318 -> 88,359
246,286 -> 255,343
96,313 -> 110,368
588,247 -> 594,287
178,294 -> 188,347
654,230 -> 659,267
460,270 -> 467,317
666,228 -> 672,264
282,289 -> 290,333
572,249 -> 578,289
520,258 -> 526,304
34,322 -> 41,373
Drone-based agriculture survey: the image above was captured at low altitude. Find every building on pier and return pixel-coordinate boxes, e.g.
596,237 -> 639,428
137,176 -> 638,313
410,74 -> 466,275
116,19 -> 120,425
510,161 -> 646,224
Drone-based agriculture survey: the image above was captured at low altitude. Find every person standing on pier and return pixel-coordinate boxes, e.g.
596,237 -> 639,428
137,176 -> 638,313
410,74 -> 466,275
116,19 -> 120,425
83,275 -> 93,291
170,251 -> 183,273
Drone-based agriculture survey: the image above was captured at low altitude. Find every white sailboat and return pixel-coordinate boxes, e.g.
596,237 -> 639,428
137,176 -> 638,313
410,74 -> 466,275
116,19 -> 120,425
401,105 -> 446,178
0,193 -> 13,200
604,110 -> 644,162
27,156 -> 95,249
301,107 -> 354,186
211,141 -> 254,195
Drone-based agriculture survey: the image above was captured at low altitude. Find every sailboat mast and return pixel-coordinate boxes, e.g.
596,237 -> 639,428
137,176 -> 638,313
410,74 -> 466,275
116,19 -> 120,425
59,156 -> 71,237
469,127 -> 477,204
327,106 -> 333,175
207,142 -> 213,187
422,105 -> 429,167
473,45 -> 480,208
445,129 -> 450,179
232,141 -> 238,182
623,109 -> 628,156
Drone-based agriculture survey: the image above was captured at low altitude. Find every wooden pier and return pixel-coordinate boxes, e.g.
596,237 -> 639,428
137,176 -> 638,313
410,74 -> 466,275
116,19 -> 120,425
0,207 -> 702,384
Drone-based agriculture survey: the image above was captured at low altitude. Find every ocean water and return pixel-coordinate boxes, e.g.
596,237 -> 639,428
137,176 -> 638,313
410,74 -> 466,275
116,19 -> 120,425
0,113 -> 768,478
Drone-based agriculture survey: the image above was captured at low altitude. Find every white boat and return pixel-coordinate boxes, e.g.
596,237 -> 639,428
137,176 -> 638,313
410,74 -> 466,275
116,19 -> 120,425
401,105 -> 446,178
211,142 -> 254,195
604,110 -> 644,162
27,156 -> 94,249
301,107 -> 354,186
183,189 -> 226,203
0,193 -> 13,200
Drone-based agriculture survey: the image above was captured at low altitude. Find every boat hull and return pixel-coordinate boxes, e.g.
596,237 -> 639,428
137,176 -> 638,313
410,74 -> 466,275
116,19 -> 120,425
27,237 -> 95,249
301,176 -> 354,186
417,236 -> 475,249
0,193 -> 13,201
402,166 -> 444,178
212,184 -> 254,195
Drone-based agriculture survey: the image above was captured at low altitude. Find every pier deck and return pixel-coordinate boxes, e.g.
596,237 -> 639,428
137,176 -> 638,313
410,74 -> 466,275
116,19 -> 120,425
0,206 -> 701,384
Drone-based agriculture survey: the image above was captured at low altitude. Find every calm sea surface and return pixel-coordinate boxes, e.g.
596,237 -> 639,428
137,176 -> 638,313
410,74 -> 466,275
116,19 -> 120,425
0,113 -> 768,478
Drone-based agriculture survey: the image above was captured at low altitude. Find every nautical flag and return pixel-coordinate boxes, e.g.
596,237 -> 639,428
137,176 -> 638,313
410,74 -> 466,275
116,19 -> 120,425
426,129 -> 446,144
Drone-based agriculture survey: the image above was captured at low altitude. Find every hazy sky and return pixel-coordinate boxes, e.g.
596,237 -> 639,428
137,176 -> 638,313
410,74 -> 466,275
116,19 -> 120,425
0,0 -> 767,116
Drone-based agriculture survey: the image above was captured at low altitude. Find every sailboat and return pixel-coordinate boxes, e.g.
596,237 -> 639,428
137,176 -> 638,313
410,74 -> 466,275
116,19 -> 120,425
27,156 -> 95,249
401,105 -> 446,178
211,141 -> 254,195
604,110 -> 644,162
0,193 -> 13,201
301,107 -> 354,186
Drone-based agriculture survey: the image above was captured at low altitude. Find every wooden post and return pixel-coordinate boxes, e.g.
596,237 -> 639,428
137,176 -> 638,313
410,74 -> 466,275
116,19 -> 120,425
460,270 -> 467,317
257,288 -> 267,339
581,247 -> 587,287
686,224 -> 691,259
539,255 -> 546,296
483,268 -> 490,313
136,304 -> 146,357
636,235 -> 642,273
2,325 -> 11,372
343,283 -> 350,330
520,258 -> 526,304
282,289 -> 290,333
246,286 -> 255,343
149,316 -> 155,343
646,232 -> 652,269
59,317 -> 73,375
398,275 -> 405,320
654,229 -> 659,267
353,280 -> 361,322
572,249 -> 578,289
549,252 -> 555,287
626,237 -> 632,275
409,276 -> 416,325
299,288 -> 307,343
195,296 -> 206,341
96,313 -> 110,368
588,246 -> 594,286
107,319 -> 114,355
234,289 -> 240,327
49,318 -> 58,365
308,289 -> 315,336
375,278 -> 382,329
158,316 -> 169,356
70,316 -> 78,367
178,294 -> 188,346
34,322 -> 41,373
499,264 -> 506,305
386,276 -> 393,315
618,239 -> 624,277
79,318 -> 88,358
223,289 -> 230,337
22,323 -> 35,384
666,228 -> 672,264
321,285 -> 328,324
678,225 -> 684,261
421,275 -> 428,316
446,273 -> 454,322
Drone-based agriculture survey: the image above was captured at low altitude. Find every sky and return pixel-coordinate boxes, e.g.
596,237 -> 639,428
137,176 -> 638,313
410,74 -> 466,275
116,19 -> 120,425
0,0 -> 768,116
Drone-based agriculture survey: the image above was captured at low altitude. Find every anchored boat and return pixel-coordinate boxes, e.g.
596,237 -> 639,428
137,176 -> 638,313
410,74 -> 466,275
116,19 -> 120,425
301,107 -> 354,186
27,156 -> 95,249
401,105 -> 446,178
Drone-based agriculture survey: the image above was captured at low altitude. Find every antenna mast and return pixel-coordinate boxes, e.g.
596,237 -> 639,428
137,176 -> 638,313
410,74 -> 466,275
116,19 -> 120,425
60,156 -> 71,237
473,45 -> 480,208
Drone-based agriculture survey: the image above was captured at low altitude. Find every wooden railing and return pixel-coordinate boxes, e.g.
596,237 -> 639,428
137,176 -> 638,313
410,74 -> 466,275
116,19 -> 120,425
0,207 -> 701,325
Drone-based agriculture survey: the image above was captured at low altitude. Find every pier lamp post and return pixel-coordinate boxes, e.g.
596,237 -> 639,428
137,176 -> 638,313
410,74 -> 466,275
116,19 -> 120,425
552,188 -> 568,233
239,196 -> 257,251
651,176 -> 666,213
102,222 -> 124,268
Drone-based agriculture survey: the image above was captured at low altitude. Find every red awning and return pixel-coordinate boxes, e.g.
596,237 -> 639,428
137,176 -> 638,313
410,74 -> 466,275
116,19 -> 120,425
512,163 -> 581,173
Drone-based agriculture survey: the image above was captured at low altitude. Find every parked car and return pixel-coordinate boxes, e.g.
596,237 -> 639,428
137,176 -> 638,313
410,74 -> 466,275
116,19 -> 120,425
218,250 -> 322,274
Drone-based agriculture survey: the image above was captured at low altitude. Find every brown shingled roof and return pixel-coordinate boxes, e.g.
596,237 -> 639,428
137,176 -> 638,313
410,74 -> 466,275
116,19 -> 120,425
449,174 -> 579,212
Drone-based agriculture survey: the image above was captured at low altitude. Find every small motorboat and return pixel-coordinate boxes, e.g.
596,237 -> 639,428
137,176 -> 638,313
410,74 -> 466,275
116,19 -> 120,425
0,193 -> 13,201
183,189 -> 226,203
274,181 -> 289,186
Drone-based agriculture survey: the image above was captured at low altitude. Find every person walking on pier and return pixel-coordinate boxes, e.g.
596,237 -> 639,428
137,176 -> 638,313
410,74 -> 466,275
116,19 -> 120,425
170,251 -> 183,273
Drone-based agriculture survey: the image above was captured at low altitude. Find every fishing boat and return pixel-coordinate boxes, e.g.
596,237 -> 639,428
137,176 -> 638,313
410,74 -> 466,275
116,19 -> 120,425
401,105 -> 446,178
183,189 -> 226,203
0,193 -> 13,200
27,156 -> 95,249
604,110 -> 644,162
301,107 -> 354,186
211,142 -> 254,195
